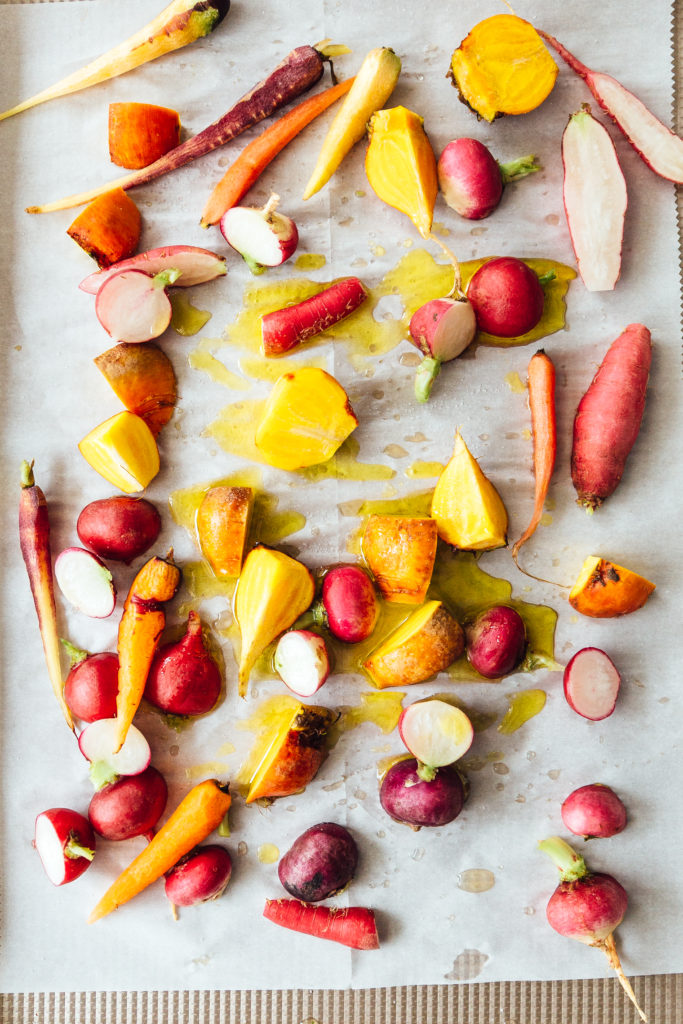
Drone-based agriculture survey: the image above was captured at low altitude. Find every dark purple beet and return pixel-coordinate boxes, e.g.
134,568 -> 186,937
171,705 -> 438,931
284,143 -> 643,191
380,758 -> 467,829
278,822 -> 358,902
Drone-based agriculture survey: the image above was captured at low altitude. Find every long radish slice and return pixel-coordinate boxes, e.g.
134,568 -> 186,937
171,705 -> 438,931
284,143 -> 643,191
80,245 -> 226,294
540,30 -> 683,183
562,107 -> 627,292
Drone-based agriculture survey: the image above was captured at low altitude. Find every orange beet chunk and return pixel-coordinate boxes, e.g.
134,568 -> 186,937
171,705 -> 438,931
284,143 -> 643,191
67,187 -> 141,267
109,102 -> 181,170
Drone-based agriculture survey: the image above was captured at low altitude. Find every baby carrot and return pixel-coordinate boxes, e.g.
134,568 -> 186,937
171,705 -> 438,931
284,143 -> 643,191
512,350 -> 556,565
88,779 -> 230,922
263,899 -> 379,949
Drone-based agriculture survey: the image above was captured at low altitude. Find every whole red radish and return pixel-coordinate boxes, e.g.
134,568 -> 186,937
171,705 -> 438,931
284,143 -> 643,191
539,836 -> 647,1021
164,845 -> 232,907
437,138 -> 539,220
34,808 -> 96,885
398,699 -> 474,781
380,757 -> 467,829
95,267 -> 180,343
467,257 -> 545,337
408,297 -> 477,401
319,565 -> 379,643
77,495 -> 161,563
563,647 -> 621,721
273,629 -> 330,698
63,642 -> 119,722
55,547 -> 117,618
144,611 -> 222,716
561,784 -> 627,840
89,766 -> 168,841
571,324 -> 651,511
220,193 -> 298,274
466,606 -> 526,679
278,822 -> 358,902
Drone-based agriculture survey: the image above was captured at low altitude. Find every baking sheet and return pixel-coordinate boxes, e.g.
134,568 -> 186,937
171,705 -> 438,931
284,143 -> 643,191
0,0 -> 682,999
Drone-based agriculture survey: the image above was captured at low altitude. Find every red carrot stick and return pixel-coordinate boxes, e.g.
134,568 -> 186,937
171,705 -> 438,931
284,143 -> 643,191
261,276 -> 367,356
263,899 -> 379,949
512,350 -> 556,565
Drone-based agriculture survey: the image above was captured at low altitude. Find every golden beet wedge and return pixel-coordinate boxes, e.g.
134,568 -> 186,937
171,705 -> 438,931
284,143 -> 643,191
569,557 -> 655,618
362,515 -> 437,604
245,702 -> 336,803
94,342 -> 177,437
431,431 -> 508,550
364,600 -> 464,688
78,411 -> 160,493
196,485 -> 253,578
255,367 -> 358,472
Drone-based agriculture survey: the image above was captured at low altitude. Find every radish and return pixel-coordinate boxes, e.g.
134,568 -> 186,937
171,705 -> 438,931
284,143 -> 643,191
78,718 -> 151,787
54,547 -> 116,619
563,647 -> 621,721
77,496 -> 162,564
408,297 -> 477,402
63,643 -> 119,722
261,276 -> 367,356
34,808 -> 96,886
539,836 -> 647,1021
562,106 -> 627,292
164,844 -> 232,907
561,784 -> 627,840
540,31 -> 683,183
437,138 -> 539,220
220,194 -> 298,274
95,268 -> 181,343
79,245 -> 226,295
278,822 -> 358,902
273,630 -> 330,697
318,565 -> 379,643
466,606 -> 526,679
144,611 -> 222,717
466,257 -> 546,337
398,699 -> 474,781
89,766 -> 168,841
380,758 -> 468,830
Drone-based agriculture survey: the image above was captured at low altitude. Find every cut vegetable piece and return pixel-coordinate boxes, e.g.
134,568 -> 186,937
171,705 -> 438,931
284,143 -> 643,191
255,368 -> 358,471
562,106 -> 627,292
80,245 -> 226,294
361,516 -> 437,604
94,342 -> 178,437
221,195 -> 298,274
449,15 -> 557,122
431,431 -> 508,550
568,557 -> 655,618
96,268 -> 179,343
261,277 -> 367,356
78,412 -> 160,493
409,297 -> 477,402
67,188 -> 141,268
196,485 -> 253,577
55,547 -> 117,619
109,102 -> 181,169
79,719 -> 151,786
365,106 -> 438,238
273,630 -> 330,697
35,808 -> 96,886
245,702 -> 335,802
364,600 -> 464,689
398,699 -> 473,779
264,900 -> 379,950
563,647 -> 622,720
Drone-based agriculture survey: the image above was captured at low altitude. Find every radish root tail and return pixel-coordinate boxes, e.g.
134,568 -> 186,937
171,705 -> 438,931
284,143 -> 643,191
510,546 -> 571,589
427,232 -> 463,297
600,933 -> 648,1022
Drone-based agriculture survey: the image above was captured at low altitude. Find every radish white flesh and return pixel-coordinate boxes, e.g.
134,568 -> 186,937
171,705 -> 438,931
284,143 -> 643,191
220,195 -> 298,274
55,547 -> 116,618
563,647 -> 621,721
34,808 -> 96,886
562,106 -> 627,292
78,718 -> 151,787
398,700 -> 473,779
409,298 -> 476,402
273,629 -> 330,697
79,245 -> 227,295
95,268 -> 180,342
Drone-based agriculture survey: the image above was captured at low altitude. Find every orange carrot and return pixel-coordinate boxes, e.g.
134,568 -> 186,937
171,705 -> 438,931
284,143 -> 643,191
512,349 -> 556,564
201,76 -> 355,227
88,779 -> 231,922
67,187 -> 141,267
109,102 -> 181,170
263,899 -> 379,949
114,554 -> 181,752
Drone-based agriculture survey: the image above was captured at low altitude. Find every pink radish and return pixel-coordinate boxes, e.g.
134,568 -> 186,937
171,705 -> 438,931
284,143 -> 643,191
408,297 -> 477,401
54,547 -> 116,618
319,565 -> 379,643
563,647 -> 621,721
261,276 -> 367,356
466,257 -> 546,337
78,718 -> 151,787
539,31 -> 683,183
220,194 -> 298,274
79,245 -> 226,294
88,766 -> 168,841
466,606 -> 527,679
539,836 -> 647,1021
76,496 -> 161,563
398,699 -> 474,781
164,844 -> 232,907
144,611 -> 222,717
34,808 -> 96,885
63,643 -> 119,722
437,138 -> 540,220
273,629 -> 330,697
561,784 -> 627,840
562,106 -> 627,292
95,267 -> 181,342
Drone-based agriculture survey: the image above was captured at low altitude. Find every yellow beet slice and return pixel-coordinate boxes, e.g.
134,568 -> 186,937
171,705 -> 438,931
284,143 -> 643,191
78,411 -> 160,493
569,556 -> 655,618
362,515 -> 437,604
364,600 -> 464,688
431,431 -> 508,550
245,701 -> 336,803
365,106 -> 438,238
196,486 -> 253,578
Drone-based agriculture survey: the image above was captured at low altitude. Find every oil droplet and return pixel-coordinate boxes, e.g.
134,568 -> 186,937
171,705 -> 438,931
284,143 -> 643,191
545,213 -> 560,225
170,292 -> 212,335
355,189 -> 366,198
548,768 -> 561,780
399,351 -> 421,367
445,949 -> 489,981
426,692 -> 498,733
357,489 -> 434,518
354,788 -> 367,800
351,257 -> 368,268
295,253 -> 326,271
498,689 -> 547,734
376,753 -> 411,782
329,692 -> 405,746
405,431 -> 428,443
169,744 -> 180,757
217,741 -> 236,756
521,428 -> 532,441
540,511 -> 553,526
458,869 -> 495,893
323,779 -> 344,792
431,221 -> 451,237
470,226 -> 488,236
505,371 -> 526,394
411,848 -> 425,861
185,761 -> 230,780
493,762 -> 509,775
405,460 -> 444,479
515,794 -> 526,803
188,348 -> 250,390
371,244 -> 386,258
297,437 -> 395,483
238,841 -> 248,856
384,443 -> 408,459
402,238 -> 413,248
258,843 -> 280,864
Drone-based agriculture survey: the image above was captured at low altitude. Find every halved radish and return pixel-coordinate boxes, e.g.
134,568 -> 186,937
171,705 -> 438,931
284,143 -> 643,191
55,547 -> 116,618
398,699 -> 474,780
34,808 -> 96,885
273,629 -> 330,697
78,718 -> 151,787
220,194 -> 298,275
409,297 -> 477,401
95,268 -> 180,342
563,647 -> 621,720
79,245 -> 227,294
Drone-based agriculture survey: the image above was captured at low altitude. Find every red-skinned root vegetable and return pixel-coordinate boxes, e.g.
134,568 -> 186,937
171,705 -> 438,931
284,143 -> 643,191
539,30 -> 683,183
89,766 -> 168,841
539,836 -> 647,1022
55,547 -> 117,619
380,757 -> 468,829
398,700 -> 474,781
561,784 -> 627,840
563,647 -> 621,721
408,297 -> 477,402
273,630 -> 330,698
63,643 -> 119,722
220,194 -> 298,275
164,844 -> 232,908
317,565 -> 379,643
34,808 -> 96,886
278,822 -> 358,902
261,276 -> 367,356
465,606 -> 526,679
571,324 -> 651,511
80,245 -> 226,295
96,268 -> 181,343
144,611 -> 222,716
263,899 -> 379,950
79,719 -> 152,789
562,105 -> 627,292
437,138 -> 540,220
77,496 -> 161,564
512,350 -> 556,569
467,257 -> 546,337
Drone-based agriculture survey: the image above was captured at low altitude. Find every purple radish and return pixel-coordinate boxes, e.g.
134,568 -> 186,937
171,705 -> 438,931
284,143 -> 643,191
77,495 -> 161,564
466,606 -> 526,679
164,845 -> 232,907
79,245 -> 226,294
63,643 -> 119,722
379,757 -> 468,830
466,257 -> 546,337
34,807 -> 96,885
220,194 -> 298,274
398,699 -> 473,780
563,647 -> 621,720
144,611 -> 222,717
278,822 -> 358,902
408,297 -> 477,402
540,30 -> 683,183
95,267 -> 181,342
539,836 -> 647,1021
273,629 -> 330,698
561,784 -> 627,840
562,106 -> 627,292
78,718 -> 151,787
88,766 -> 168,840
437,138 -> 540,220
320,565 -> 379,643
55,547 -> 116,618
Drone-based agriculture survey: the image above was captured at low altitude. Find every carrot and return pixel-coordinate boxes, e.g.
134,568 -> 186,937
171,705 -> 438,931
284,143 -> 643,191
261,276 -> 367,356
511,350 -> 556,565
114,554 -> 181,753
109,102 -> 181,170
571,324 -> 652,512
19,461 -> 74,731
201,76 -> 354,227
67,188 -> 142,268
88,779 -> 231,922
263,899 -> 379,950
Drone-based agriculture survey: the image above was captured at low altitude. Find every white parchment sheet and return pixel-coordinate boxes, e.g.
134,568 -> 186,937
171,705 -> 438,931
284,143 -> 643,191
0,0 -> 681,995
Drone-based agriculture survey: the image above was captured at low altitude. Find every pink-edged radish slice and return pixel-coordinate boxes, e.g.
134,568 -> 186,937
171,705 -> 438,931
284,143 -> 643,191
220,193 -> 298,275
273,629 -> 330,697
540,31 -> 683,183
409,297 -> 477,402
79,718 -> 151,787
398,699 -> 474,781
562,106 -> 627,292
95,267 -> 180,342
55,547 -> 116,618
563,647 -> 621,720
34,808 -> 96,885
79,245 -> 227,294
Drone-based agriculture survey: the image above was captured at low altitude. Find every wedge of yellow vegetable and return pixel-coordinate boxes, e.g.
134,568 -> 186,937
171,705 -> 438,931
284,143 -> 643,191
362,515 -> 437,604
365,106 -> 438,238
244,700 -> 336,802
431,431 -> 508,550
364,600 -> 464,688
78,411 -> 160,493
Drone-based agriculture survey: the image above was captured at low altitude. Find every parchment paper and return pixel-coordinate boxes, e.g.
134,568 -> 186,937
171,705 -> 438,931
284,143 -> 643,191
0,0 -> 681,995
